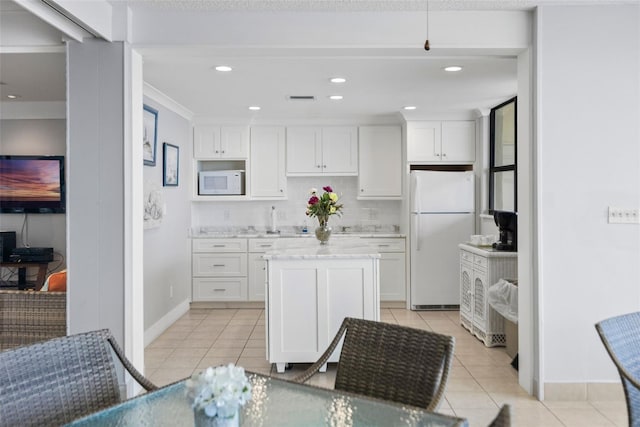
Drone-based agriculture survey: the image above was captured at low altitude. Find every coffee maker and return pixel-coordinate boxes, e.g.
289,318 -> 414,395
492,211 -> 517,251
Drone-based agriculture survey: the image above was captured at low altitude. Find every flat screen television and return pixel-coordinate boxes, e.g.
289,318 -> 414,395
0,155 -> 66,214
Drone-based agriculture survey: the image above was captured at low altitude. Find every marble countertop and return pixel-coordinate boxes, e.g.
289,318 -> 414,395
458,243 -> 518,257
191,226 -> 404,239
263,239 -> 381,260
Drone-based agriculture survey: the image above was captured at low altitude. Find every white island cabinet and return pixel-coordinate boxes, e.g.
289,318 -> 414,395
264,241 -> 380,373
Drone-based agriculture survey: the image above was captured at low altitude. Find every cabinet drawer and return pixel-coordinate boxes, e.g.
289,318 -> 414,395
248,239 -> 279,253
193,253 -> 247,276
192,238 -> 247,253
473,255 -> 488,269
362,238 -> 405,253
193,278 -> 248,301
460,250 -> 474,264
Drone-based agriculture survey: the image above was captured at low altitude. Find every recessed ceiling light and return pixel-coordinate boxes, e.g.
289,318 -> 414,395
248,106 -> 261,111
330,77 -> 346,83
215,65 -> 232,72
444,66 -> 463,72
329,95 -> 343,100
403,106 -> 417,110
7,94 -> 20,99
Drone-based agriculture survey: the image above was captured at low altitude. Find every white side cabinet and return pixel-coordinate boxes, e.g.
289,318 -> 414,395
266,256 -> 380,373
249,126 -> 287,199
193,125 -> 249,159
192,239 -> 248,301
286,126 -> 358,175
459,244 -> 517,347
407,121 -> 475,163
358,126 -> 402,199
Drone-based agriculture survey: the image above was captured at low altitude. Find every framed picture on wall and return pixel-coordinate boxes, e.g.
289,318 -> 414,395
143,104 -> 158,166
163,142 -> 179,186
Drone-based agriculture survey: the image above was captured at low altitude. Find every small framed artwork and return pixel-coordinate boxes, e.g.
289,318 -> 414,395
143,104 -> 158,166
163,143 -> 179,186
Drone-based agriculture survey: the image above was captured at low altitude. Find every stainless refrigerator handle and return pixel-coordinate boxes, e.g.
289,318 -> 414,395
415,214 -> 421,252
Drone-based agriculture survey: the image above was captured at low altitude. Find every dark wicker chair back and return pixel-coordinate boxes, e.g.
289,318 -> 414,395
293,317 -> 455,411
0,329 -> 157,427
488,404 -> 512,427
596,311 -> 640,427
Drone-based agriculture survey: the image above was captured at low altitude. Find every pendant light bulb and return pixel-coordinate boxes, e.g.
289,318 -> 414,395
423,1 -> 430,52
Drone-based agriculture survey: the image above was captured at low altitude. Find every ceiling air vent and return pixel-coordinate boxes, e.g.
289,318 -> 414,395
288,95 -> 316,101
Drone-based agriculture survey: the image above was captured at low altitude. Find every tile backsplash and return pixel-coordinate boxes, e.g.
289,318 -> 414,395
191,176 -> 402,230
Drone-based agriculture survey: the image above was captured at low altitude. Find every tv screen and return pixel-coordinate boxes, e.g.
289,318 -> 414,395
0,155 -> 66,214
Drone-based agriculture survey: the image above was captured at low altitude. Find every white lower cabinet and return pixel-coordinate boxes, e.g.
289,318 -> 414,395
192,238 -> 249,302
247,238 -> 279,301
363,238 -> 406,301
266,257 -> 380,373
459,244 -> 517,347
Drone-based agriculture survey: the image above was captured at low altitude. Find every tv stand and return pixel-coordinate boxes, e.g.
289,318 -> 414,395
0,262 -> 49,290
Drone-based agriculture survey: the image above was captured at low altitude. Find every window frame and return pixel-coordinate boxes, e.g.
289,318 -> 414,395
489,96 -> 518,213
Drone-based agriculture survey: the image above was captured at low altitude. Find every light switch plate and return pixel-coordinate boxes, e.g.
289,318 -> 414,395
608,207 -> 640,224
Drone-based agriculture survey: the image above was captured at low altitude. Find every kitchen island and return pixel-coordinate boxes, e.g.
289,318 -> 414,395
264,239 -> 380,373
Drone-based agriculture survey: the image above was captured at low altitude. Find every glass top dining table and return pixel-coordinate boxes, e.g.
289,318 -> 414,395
66,371 -> 468,427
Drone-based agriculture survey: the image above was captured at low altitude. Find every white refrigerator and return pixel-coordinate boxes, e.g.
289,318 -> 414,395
410,170 -> 475,309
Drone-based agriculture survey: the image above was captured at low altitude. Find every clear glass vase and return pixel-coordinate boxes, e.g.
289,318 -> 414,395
315,222 -> 332,245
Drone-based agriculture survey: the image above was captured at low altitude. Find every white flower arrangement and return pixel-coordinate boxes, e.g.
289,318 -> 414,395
186,364 -> 252,419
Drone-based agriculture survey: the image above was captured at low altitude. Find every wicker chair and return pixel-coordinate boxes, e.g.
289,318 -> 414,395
488,404 -> 512,427
292,317 -> 455,411
0,290 -> 66,350
0,329 -> 157,426
595,311 -> 640,427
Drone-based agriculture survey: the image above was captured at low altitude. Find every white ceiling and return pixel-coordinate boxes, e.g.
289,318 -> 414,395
0,0 -> 628,121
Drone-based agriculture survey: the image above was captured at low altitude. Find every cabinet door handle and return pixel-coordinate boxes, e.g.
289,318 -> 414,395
212,264 -> 226,267
259,244 -> 271,247
212,244 -> 225,248
377,244 -> 391,247
213,289 -> 225,292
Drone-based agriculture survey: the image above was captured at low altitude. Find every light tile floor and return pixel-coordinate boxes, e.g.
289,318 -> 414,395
145,308 -> 626,427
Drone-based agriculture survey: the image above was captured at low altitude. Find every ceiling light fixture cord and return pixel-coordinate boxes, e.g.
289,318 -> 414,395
424,0 -> 430,51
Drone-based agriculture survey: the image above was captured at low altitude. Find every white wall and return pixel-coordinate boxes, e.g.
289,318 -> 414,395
537,4 -> 640,385
142,95 -> 192,331
0,119 -> 67,278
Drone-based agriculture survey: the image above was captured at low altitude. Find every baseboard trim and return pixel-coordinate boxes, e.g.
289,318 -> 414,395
544,382 -> 624,402
190,301 -> 266,309
144,299 -> 190,346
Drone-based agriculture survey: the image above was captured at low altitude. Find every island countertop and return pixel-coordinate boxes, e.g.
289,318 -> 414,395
263,239 -> 381,260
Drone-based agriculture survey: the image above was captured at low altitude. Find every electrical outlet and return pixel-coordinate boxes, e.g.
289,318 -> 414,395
608,207 -> 640,224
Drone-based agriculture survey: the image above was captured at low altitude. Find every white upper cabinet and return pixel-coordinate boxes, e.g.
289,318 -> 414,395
286,126 -> 358,175
250,126 -> 287,199
407,121 -> 475,163
193,125 -> 249,159
358,126 -> 402,199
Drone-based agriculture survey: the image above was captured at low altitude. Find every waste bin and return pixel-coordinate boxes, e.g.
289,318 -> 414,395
488,279 -> 518,359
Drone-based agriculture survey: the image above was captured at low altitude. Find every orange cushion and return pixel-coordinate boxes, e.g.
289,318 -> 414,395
47,270 -> 67,292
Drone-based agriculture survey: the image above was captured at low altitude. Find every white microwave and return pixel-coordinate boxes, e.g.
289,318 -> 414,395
198,170 -> 244,195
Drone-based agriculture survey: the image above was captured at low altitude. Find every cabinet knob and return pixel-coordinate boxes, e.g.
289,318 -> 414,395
442,153 -> 447,157
316,165 -> 321,168
280,189 -> 283,192
436,153 -> 440,157
221,150 -> 225,154
361,189 -> 364,192
215,150 -> 219,153
323,165 -> 327,168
